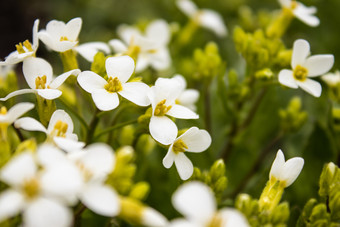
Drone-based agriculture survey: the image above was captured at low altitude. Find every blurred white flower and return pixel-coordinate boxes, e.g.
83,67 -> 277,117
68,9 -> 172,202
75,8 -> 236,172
171,181 -> 249,227
75,42 -> 111,62
322,70 -> 340,87
109,19 -> 171,72
0,57 -> 80,101
39,17 -> 82,52
176,0 -> 227,37
78,55 -> 150,111
163,127 -> 211,180
148,77 -> 199,145
278,39 -> 334,97
173,75 -> 199,111
269,149 -> 304,188
0,19 -> 39,65
14,109 -> 85,152
278,0 -> 319,27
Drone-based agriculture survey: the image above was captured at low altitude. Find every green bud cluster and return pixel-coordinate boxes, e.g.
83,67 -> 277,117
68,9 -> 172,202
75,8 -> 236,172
190,159 -> 227,202
279,97 -> 308,133
91,52 -> 108,78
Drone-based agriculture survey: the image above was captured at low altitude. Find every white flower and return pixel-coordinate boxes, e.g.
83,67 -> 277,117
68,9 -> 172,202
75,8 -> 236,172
173,75 -> 199,111
38,17 -> 82,52
68,143 -> 120,217
176,0 -> 227,37
109,19 -> 171,72
163,127 -> 211,180
142,207 -> 169,227
75,41 -> 111,62
14,109 -> 85,152
322,71 -> 340,87
0,19 -> 39,65
278,0 -> 319,27
269,149 -> 304,188
77,55 -> 150,111
148,77 -> 199,145
278,39 -> 334,97
0,151 -> 83,227
0,102 -> 34,126
171,181 -> 249,227
0,57 -> 80,101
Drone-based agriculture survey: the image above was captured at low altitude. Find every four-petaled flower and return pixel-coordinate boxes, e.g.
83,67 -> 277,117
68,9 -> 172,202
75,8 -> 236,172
173,75 -> 200,111
77,55 -> 150,111
176,0 -> 228,37
278,39 -> 334,97
163,127 -> 211,180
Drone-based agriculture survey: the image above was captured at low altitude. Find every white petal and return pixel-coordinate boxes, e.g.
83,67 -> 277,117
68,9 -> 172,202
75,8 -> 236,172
37,144 -> 67,167
176,0 -> 198,17
1,51 -> 33,65
322,71 -> 340,86
199,10 -> 228,37
117,25 -> 142,45
149,116 -> 178,145
49,69 -> 81,89
296,78 -> 322,97
64,17 -> 82,41
109,39 -> 128,53
278,0 -> 290,7
280,157 -> 304,187
32,19 -> 40,50
142,207 -> 168,227
152,78 -> 183,106
269,149 -> 285,180
162,150 -> 175,169
219,208 -> 250,227
174,153 -> 194,180
38,31 -> 56,51
172,181 -> 216,222
36,89 -> 62,100
146,20 -> 170,45
169,219 -> 197,227
24,198 -> 72,227
305,55 -> 334,77
14,117 -> 47,133
47,110 -> 74,135
5,102 -> 34,124
177,89 -> 199,111
149,48 -> 171,71
105,56 -> 135,83
0,190 -> 25,222
166,104 -> 199,119
278,69 -> 298,88
77,71 -> 107,93
92,90 -> 120,111
0,89 -> 35,101
45,20 -> 66,39
172,74 -> 187,91
23,57 -> 53,89
0,152 -> 37,187
135,54 -> 150,73
179,127 -> 211,153
80,184 -> 120,216
53,137 -> 85,152
76,42 -> 111,62
293,4 -> 320,27
291,39 -> 310,68
120,82 -> 150,106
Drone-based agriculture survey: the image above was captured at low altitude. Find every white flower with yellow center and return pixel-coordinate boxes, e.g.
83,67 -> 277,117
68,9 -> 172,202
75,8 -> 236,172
109,19 -> 171,72
173,75 -> 199,111
0,19 -> 39,65
278,0 -> 319,27
163,127 -> 211,180
176,0 -> 227,37
278,39 -> 334,97
14,109 -> 85,152
0,57 -> 80,101
0,150 -> 83,227
77,55 -> 150,111
171,181 -> 249,227
269,149 -> 304,188
67,144 -> 120,217
148,77 -> 199,145
38,17 -> 82,52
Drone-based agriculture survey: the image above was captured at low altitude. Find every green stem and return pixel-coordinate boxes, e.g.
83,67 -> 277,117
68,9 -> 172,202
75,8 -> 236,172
204,82 -> 212,133
85,109 -> 100,144
60,49 -> 79,72
94,119 -> 138,141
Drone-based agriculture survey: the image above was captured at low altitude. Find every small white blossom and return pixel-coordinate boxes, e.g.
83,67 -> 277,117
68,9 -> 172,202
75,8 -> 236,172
278,39 -> 334,97
148,77 -> 199,145
163,127 -> 211,180
173,75 -> 199,111
269,149 -> 304,188
75,41 -> 111,62
278,0 -> 319,27
0,19 -> 39,65
176,0 -> 227,37
109,19 -> 171,72
78,55 -> 150,111
322,70 -> 340,87
14,109 -> 85,152
38,17 -> 82,52
0,57 -> 80,101
0,102 -> 34,126
171,181 -> 249,227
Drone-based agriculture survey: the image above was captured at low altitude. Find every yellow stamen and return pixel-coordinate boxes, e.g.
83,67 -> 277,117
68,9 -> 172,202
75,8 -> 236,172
15,40 -> 33,54
51,120 -> 69,137
35,75 -> 47,89
207,213 -> 223,227
104,77 -> 123,93
23,40 -> 33,52
154,100 -> 172,116
293,65 -> 308,81
60,36 -> 69,41
172,139 -> 188,154
23,177 -> 40,199
291,1 -> 298,9
0,107 -> 7,115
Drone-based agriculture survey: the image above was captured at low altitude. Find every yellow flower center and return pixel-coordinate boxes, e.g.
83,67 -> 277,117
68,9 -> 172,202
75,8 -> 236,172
35,75 -> 47,89
293,65 -> 308,81
172,139 -> 188,154
23,177 -> 40,199
51,120 -> 69,137
206,213 -> 223,227
154,100 -> 172,116
104,77 -> 123,93
16,40 -> 33,54
76,161 -> 93,182
291,1 -> 298,9
0,106 -> 7,115
60,36 -> 69,42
